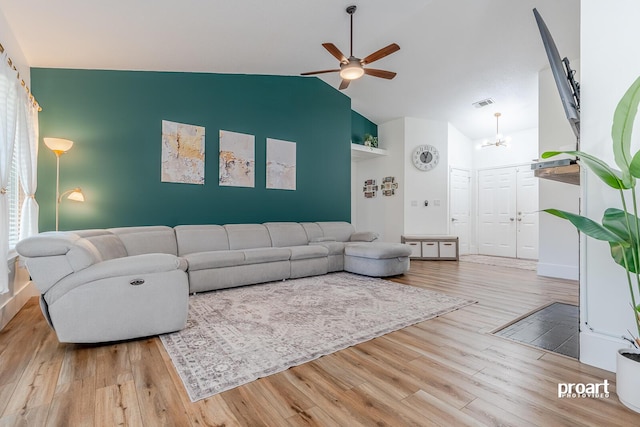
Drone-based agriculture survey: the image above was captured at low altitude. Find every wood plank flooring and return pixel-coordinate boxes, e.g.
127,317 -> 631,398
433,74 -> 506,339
1,260 -> 639,426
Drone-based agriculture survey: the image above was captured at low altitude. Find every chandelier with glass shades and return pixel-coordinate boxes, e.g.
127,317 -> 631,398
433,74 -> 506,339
481,112 -> 511,148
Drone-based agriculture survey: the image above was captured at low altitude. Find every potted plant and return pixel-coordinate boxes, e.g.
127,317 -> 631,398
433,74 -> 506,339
542,76 -> 640,412
364,133 -> 378,148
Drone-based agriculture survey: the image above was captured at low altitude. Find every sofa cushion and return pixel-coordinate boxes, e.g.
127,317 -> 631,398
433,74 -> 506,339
183,250 -> 245,271
300,222 -> 324,242
316,222 -> 355,242
345,242 -> 412,259
17,232 -> 104,293
224,224 -> 272,250
287,245 -> 329,261
309,240 -> 345,256
242,247 -> 290,264
175,224 -> 229,255
109,226 -> 178,256
79,232 -> 128,261
264,222 -> 309,247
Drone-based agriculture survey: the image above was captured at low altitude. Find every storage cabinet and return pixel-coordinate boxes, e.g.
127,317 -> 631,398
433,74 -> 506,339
421,241 -> 439,258
439,241 -> 457,258
406,241 -> 422,258
400,235 -> 459,261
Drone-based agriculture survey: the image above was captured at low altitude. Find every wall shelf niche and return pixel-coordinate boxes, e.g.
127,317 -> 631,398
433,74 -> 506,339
351,143 -> 388,162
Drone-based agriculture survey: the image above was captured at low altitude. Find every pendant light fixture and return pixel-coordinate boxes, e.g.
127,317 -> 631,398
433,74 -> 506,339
481,112 -> 510,148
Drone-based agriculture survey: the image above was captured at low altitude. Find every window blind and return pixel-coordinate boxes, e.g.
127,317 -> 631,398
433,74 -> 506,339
7,147 -> 22,249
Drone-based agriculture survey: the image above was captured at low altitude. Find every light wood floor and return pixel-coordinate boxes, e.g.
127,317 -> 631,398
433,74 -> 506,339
1,260 -> 639,426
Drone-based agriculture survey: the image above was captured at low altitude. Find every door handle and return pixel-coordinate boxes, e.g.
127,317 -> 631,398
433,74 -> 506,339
510,218 -> 515,221
451,218 -> 458,222
517,218 -> 522,221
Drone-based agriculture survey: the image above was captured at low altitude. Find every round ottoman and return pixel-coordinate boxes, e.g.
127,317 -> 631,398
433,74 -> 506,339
344,242 -> 412,277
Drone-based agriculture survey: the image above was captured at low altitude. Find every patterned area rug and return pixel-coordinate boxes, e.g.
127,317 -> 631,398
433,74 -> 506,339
460,254 -> 537,271
160,272 -> 475,402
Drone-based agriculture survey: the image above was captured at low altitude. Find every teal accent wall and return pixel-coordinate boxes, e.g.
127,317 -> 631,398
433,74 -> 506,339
351,110 -> 377,145
32,69 -> 352,231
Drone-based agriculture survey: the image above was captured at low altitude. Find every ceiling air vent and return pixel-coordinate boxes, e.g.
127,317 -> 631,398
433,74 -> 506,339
472,98 -> 495,108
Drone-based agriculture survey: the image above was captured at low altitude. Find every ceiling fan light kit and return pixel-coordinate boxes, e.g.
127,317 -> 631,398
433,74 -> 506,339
340,59 -> 365,80
301,5 -> 399,90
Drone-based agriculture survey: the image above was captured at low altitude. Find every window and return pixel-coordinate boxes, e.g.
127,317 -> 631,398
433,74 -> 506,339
7,145 -> 23,249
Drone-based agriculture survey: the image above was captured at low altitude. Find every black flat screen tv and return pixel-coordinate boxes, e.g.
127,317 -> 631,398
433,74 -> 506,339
533,8 -> 580,140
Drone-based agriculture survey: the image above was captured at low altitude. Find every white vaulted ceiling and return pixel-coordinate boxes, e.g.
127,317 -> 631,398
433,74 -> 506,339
0,0 -> 579,139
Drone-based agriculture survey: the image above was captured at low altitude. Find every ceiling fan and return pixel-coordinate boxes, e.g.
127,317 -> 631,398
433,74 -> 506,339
301,5 -> 400,90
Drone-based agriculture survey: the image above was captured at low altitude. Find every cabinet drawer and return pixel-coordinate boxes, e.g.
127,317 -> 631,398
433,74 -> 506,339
421,241 -> 439,258
439,241 -> 457,258
406,241 -> 422,258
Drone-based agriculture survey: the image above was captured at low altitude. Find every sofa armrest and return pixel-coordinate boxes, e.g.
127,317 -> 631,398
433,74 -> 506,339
350,231 -> 379,242
45,253 -> 187,305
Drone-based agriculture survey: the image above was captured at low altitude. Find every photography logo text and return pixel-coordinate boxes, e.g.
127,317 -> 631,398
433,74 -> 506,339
558,380 -> 610,399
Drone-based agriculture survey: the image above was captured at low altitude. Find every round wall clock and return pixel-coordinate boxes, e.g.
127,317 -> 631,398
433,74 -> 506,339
412,144 -> 440,171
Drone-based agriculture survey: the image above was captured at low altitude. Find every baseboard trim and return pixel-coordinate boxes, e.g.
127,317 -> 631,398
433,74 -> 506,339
537,262 -> 579,280
580,330 -> 631,373
0,281 -> 38,331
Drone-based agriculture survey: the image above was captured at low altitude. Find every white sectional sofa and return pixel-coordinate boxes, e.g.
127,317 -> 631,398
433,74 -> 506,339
16,221 -> 411,343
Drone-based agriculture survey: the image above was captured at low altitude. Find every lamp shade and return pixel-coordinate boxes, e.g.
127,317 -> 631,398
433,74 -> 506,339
67,189 -> 85,202
44,138 -> 74,153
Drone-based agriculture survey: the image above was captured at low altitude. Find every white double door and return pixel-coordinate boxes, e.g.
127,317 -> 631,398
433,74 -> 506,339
477,166 -> 538,259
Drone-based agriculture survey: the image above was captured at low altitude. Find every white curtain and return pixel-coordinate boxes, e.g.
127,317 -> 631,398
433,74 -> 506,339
0,52 -> 20,294
17,94 -> 39,240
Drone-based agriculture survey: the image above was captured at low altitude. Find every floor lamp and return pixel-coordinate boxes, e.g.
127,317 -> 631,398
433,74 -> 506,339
44,138 -> 85,231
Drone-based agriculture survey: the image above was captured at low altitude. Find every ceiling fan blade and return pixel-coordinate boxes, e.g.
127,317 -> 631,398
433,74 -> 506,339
339,79 -> 351,90
364,68 -> 397,79
361,43 -> 400,65
300,69 -> 340,76
322,43 -> 348,63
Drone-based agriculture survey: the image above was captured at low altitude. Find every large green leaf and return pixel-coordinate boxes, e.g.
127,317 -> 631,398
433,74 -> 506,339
629,149 -> 640,178
602,208 -> 640,273
613,76 -> 640,179
541,150 -> 632,189
543,208 -> 627,243
602,208 -> 639,239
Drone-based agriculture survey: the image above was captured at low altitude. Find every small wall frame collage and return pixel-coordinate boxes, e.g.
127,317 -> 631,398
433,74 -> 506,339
363,176 -> 398,198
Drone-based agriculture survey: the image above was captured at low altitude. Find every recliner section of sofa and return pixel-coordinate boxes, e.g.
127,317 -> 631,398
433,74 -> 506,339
17,227 -> 189,343
16,221 -> 411,343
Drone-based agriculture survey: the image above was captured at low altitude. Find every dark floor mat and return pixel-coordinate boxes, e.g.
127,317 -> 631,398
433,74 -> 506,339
493,302 -> 579,359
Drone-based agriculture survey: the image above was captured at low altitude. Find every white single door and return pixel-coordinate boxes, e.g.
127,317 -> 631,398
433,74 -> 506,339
516,168 -> 539,259
478,167 -> 517,257
450,168 -> 471,254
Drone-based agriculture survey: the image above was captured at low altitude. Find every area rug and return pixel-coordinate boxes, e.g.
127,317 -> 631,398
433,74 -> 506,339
160,272 -> 475,402
460,254 -> 537,271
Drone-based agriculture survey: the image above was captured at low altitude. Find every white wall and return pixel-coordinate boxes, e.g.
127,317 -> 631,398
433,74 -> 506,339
537,65 -> 580,280
0,6 -> 29,86
353,117 -> 452,241
448,124 -> 473,170
353,118 -> 405,242
404,118 -> 450,235
0,6 -> 38,331
580,0 -> 640,371
353,117 -> 538,249
474,127 -> 539,170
